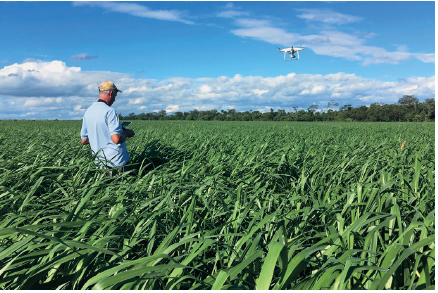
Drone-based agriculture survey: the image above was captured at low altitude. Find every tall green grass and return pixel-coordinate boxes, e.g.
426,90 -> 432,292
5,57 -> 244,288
0,120 -> 434,289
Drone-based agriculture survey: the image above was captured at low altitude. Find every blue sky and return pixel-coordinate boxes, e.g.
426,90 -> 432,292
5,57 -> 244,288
0,1 -> 435,119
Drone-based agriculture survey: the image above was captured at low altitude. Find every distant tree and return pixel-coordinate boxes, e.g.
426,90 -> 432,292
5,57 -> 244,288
251,111 -> 262,121
242,111 -> 251,121
306,105 -> 317,121
307,104 -> 318,114
398,95 -> 419,106
190,109 -> 200,120
158,110 -> 166,119
314,112 -> 323,121
228,109 -> 237,121
174,111 -> 184,120
275,109 -> 287,121
137,113 -> 146,120
340,104 -> 352,111
268,108 -> 275,121
118,98 -> 433,122
327,100 -> 339,112
352,106 -> 368,121
424,98 -> 435,120
294,109 -> 305,121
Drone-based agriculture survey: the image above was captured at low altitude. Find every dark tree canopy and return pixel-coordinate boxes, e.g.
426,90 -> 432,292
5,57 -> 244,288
398,95 -> 419,106
121,97 -> 434,122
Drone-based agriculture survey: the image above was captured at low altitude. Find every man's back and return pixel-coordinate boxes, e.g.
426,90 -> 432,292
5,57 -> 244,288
81,102 -> 129,167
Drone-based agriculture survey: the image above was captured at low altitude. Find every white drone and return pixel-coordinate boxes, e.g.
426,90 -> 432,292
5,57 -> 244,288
278,45 -> 305,60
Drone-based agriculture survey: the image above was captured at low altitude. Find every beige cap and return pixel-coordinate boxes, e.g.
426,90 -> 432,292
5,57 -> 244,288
98,81 -> 122,92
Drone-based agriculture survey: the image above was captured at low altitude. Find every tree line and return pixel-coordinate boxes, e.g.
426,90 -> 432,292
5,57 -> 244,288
121,95 -> 435,122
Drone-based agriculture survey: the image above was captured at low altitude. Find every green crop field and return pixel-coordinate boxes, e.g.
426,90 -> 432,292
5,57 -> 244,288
0,120 -> 434,290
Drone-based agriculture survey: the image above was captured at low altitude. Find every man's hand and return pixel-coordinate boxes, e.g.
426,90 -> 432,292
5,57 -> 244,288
125,129 -> 135,138
81,138 -> 90,145
122,126 -> 135,138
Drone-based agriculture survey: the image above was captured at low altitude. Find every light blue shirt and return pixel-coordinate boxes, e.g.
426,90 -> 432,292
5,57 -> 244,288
80,101 -> 129,167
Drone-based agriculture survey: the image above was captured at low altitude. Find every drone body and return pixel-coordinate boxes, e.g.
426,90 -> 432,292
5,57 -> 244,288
278,45 -> 305,60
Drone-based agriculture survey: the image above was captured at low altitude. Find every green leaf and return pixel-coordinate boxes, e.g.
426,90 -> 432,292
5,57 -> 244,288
255,241 -> 284,290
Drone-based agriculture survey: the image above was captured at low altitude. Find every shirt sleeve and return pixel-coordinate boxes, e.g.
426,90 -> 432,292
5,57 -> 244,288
107,108 -> 123,135
80,118 -> 88,139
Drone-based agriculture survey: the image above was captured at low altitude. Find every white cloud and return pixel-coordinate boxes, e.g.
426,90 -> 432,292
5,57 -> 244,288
0,60 -> 127,97
252,89 -> 268,96
166,104 -> 179,112
231,18 -> 301,46
357,96 -> 388,103
217,10 -> 249,18
297,9 -> 362,25
311,85 -> 326,94
299,89 -> 310,95
1,60 -> 434,119
199,84 -> 212,93
24,97 -> 63,107
73,1 -> 194,24
413,53 -> 435,63
129,98 -> 144,105
74,105 -> 85,112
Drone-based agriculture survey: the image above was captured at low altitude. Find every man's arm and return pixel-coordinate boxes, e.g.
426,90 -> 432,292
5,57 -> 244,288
81,118 -> 89,145
108,109 -> 134,144
111,129 -> 134,144
111,132 -> 126,145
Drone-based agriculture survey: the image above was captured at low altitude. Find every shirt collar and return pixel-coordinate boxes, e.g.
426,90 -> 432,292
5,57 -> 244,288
97,99 -> 109,106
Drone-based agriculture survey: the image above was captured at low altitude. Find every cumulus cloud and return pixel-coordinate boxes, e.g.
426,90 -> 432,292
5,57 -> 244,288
166,104 -> 180,112
73,1 -> 194,24
0,60 -> 434,119
0,60 -> 128,98
72,53 -> 98,61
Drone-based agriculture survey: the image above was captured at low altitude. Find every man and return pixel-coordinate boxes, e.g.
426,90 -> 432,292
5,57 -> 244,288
81,81 -> 135,172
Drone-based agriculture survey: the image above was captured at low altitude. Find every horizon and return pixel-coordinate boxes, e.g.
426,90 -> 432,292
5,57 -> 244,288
1,98 -> 433,121
0,1 -> 435,120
